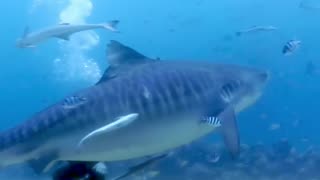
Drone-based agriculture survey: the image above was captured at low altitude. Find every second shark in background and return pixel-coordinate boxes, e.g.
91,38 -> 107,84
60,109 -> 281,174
16,20 -> 119,48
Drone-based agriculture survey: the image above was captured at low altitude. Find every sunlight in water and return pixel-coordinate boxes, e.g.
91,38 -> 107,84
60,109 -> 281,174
54,0 -> 101,83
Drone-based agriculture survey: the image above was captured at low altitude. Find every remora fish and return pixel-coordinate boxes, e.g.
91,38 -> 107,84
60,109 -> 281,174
0,40 -> 268,175
236,25 -> 278,36
16,20 -> 119,48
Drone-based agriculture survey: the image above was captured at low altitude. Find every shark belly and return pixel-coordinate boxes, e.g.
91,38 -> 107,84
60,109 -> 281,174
62,113 -> 215,162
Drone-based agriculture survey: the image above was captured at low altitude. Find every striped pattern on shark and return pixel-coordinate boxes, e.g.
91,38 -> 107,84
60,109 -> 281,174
0,40 -> 268,175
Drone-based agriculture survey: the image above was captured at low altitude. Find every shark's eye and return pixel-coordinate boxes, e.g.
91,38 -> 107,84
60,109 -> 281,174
220,80 -> 241,103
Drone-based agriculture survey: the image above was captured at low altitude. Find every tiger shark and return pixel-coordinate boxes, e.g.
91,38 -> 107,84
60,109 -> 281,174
0,40 -> 268,175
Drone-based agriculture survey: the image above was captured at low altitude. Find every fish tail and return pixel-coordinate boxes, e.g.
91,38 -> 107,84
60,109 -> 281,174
102,20 -> 120,32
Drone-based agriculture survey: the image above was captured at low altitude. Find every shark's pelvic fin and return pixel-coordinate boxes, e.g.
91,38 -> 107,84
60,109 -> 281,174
78,113 -> 139,147
219,106 -> 240,158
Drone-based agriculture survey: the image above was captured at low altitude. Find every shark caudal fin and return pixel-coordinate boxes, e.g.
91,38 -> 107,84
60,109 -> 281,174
102,20 -> 120,32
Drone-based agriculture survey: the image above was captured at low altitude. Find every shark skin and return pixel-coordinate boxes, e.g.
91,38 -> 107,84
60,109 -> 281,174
0,40 -> 268,174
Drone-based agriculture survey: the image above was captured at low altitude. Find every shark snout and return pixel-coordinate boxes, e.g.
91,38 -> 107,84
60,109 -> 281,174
242,69 -> 269,91
252,70 -> 269,92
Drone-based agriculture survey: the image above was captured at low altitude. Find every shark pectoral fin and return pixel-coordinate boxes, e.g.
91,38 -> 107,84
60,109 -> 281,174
55,34 -> 71,41
27,151 -> 59,174
78,113 -> 139,148
219,106 -> 240,158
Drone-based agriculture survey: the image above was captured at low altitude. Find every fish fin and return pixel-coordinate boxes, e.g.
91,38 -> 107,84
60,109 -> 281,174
102,20 -> 120,32
219,106 -> 240,158
78,113 -> 139,148
106,40 -> 151,66
22,26 -> 30,38
27,151 -> 59,174
55,33 -> 71,41
96,40 -> 158,84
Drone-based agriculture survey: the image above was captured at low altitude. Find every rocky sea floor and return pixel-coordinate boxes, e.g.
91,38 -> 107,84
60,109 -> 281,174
1,139 -> 320,180
104,139 -> 320,180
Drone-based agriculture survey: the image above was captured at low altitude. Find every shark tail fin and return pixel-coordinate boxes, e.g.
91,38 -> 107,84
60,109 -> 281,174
102,20 -> 120,32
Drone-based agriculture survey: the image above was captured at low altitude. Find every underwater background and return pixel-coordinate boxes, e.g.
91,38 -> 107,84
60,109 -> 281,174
1,0 -> 320,179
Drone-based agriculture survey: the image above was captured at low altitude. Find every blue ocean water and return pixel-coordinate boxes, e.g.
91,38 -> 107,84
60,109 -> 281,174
1,0 -> 320,179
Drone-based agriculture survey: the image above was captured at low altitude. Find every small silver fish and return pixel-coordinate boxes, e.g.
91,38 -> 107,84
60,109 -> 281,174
236,25 -> 278,36
282,40 -> 301,56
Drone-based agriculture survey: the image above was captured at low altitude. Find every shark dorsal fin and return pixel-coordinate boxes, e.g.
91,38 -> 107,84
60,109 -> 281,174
107,40 -> 150,67
23,26 -> 30,38
96,40 -> 158,84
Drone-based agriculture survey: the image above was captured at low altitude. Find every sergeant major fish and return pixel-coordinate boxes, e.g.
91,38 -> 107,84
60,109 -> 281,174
282,40 -> 301,56
16,20 -> 119,48
0,40 -> 268,176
